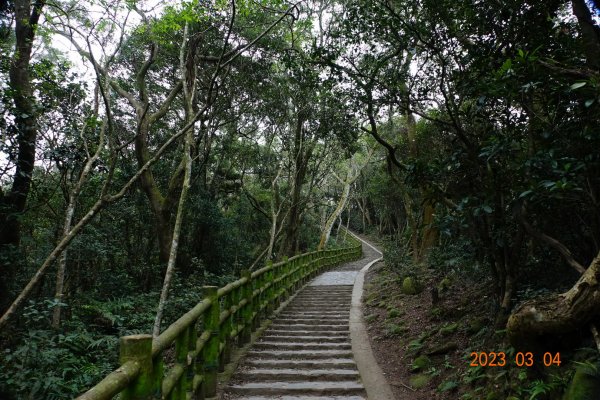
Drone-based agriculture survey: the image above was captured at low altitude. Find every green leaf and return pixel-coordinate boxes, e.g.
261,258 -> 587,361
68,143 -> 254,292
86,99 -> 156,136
518,370 -> 528,381
438,380 -> 458,392
585,99 -> 595,107
519,190 -> 533,198
482,205 -> 493,214
570,82 -> 587,90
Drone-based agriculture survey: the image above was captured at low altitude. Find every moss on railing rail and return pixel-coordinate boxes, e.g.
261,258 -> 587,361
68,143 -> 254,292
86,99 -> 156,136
75,233 -> 362,400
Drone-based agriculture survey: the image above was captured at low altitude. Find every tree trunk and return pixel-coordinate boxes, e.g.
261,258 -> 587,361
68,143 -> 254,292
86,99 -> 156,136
420,198 -> 438,257
507,251 -> 600,345
402,192 -> 420,262
153,24 -> 195,336
281,114 -> 310,256
318,179 -> 351,250
571,0 -> 600,70
0,0 -> 45,310
134,118 -> 176,264
52,195 -> 75,328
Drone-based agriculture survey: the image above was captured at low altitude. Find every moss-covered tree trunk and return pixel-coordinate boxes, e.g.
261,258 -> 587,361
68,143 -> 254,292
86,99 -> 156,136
281,113 -> 311,256
507,251 -> 600,345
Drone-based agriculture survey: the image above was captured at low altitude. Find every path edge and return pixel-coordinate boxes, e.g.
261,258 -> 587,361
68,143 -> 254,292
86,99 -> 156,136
350,233 -> 395,400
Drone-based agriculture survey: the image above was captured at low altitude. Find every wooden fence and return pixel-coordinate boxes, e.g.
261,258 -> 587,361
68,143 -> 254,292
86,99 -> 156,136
76,235 -> 362,400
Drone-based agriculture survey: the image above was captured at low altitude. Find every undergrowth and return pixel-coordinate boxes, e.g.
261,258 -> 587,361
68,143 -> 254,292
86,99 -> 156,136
0,272 -> 236,400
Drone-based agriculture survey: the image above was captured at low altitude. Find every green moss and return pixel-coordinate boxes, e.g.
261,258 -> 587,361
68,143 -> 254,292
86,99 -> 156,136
411,355 -> 431,371
438,277 -> 451,292
439,322 -> 459,336
365,313 -> 378,323
407,338 -> 425,353
563,364 -> 600,400
409,373 -> 431,389
426,341 -> 458,356
466,317 -> 486,335
385,322 -> 408,336
387,308 -> 403,318
430,307 -> 443,319
402,277 -> 422,295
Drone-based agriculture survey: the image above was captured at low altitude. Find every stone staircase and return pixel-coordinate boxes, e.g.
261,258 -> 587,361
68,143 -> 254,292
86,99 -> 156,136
224,284 -> 367,400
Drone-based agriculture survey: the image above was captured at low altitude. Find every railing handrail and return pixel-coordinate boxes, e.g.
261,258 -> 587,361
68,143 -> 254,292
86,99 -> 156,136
76,230 -> 362,400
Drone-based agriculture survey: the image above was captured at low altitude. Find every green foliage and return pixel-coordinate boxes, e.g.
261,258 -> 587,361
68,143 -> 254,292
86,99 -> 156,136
0,300 -> 116,399
412,355 -> 431,372
438,379 -> 459,392
410,373 -> 431,389
387,308 -> 402,318
384,322 -> 407,337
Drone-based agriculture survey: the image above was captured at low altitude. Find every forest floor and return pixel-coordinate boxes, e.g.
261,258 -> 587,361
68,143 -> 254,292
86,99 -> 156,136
361,255 -> 591,400
363,261 -> 516,400
363,262 -> 474,400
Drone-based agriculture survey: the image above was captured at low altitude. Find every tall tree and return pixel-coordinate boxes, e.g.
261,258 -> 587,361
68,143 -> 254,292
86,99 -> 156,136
0,0 -> 46,309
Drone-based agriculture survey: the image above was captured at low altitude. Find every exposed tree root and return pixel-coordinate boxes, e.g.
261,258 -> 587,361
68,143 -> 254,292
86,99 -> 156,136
507,252 -> 600,345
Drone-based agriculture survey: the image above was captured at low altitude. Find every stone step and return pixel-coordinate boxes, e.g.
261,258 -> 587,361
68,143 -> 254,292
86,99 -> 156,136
278,311 -> 349,316
260,335 -> 349,343
273,318 -> 348,325
227,381 -> 366,396
237,368 -> 360,382
284,307 -> 349,312
264,330 -> 349,337
287,305 -> 350,309
287,302 -> 349,305
295,295 -> 352,299
254,342 -> 352,351
230,396 -> 365,400
246,349 -> 354,359
269,324 -> 349,331
290,298 -> 351,301
292,298 -> 351,302
283,307 -> 350,310
224,264 -> 369,400
276,315 -> 348,321
244,358 -> 357,369
295,292 -> 353,295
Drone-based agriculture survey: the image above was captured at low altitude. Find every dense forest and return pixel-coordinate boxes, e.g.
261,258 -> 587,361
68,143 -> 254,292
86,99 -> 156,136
1,0 -> 599,398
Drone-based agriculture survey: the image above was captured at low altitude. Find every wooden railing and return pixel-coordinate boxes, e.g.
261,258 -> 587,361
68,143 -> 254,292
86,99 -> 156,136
76,235 -> 362,400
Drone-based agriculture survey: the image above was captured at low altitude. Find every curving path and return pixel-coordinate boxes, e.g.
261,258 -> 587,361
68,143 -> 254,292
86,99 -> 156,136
222,233 -> 393,400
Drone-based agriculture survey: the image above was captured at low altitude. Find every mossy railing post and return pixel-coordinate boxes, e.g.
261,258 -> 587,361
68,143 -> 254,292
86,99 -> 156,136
266,261 -> 275,314
173,327 -> 190,400
292,256 -> 298,293
317,251 -> 322,272
220,291 -> 233,372
202,286 -> 219,398
240,270 -> 252,344
188,321 -> 202,399
254,273 -> 263,329
119,334 -> 156,400
296,255 -> 302,288
233,282 -> 243,342
281,257 -> 289,301
251,271 -> 260,330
